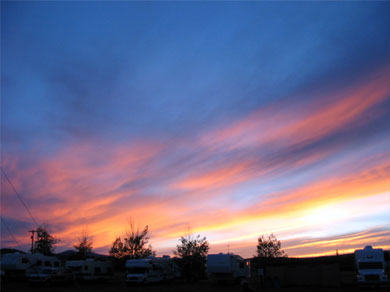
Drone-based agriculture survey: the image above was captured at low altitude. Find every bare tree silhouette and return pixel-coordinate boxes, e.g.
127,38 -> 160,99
109,219 -> 155,260
74,228 -> 93,259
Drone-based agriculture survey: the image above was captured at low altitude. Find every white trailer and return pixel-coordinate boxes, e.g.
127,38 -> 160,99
1,252 -> 35,278
25,254 -> 68,284
65,259 -> 112,281
1,252 -> 62,280
355,246 -> 388,286
207,253 -> 250,283
125,256 -> 175,284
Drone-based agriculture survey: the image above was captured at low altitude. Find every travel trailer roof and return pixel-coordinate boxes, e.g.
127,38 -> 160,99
126,259 -> 153,268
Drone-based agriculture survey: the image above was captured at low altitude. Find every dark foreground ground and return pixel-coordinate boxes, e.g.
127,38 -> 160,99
2,279 -> 388,292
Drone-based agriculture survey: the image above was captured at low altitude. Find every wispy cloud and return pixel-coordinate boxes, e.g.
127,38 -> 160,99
2,2 -> 389,257
1,65 -> 388,256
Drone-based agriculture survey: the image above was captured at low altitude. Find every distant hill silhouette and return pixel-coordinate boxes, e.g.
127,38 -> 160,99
0,248 -> 109,261
0,248 -> 26,256
56,250 -> 109,261
251,251 -> 389,272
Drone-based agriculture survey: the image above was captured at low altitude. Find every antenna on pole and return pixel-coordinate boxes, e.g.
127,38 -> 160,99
29,230 -> 36,253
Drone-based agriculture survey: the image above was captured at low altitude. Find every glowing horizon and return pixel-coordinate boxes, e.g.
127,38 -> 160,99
1,1 -> 389,259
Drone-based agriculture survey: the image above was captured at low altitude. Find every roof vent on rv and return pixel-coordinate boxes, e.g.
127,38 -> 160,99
364,246 -> 373,250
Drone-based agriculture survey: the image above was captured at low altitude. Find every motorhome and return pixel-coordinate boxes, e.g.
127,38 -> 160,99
125,256 -> 175,284
207,253 -> 250,283
355,246 -> 388,286
65,259 -> 112,281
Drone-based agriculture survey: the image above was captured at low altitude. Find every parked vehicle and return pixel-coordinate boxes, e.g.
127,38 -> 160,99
207,253 -> 250,283
125,256 -> 176,284
1,252 -> 62,281
1,252 -> 34,278
355,246 -> 388,286
25,254 -> 68,285
27,266 -> 70,285
65,259 -> 112,281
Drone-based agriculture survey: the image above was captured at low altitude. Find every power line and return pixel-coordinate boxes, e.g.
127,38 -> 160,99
1,189 -> 84,292
1,167 -> 38,227
1,168 -> 85,292
0,216 -> 23,250
1,216 -> 78,292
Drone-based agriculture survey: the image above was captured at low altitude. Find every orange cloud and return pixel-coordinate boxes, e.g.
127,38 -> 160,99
200,67 -> 388,153
1,66 -> 388,258
172,161 -> 251,191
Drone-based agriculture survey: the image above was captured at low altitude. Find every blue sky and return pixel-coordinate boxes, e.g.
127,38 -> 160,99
1,1 -> 389,257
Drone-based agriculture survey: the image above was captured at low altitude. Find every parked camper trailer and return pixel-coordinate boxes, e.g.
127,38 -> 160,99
355,246 -> 388,286
1,252 -> 34,278
27,267 -> 70,285
65,259 -> 112,281
0,252 -> 67,284
26,254 -> 68,284
207,253 -> 250,283
1,252 -> 62,280
125,256 -> 175,284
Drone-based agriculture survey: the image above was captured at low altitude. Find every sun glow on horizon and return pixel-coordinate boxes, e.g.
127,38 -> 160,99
1,1 -> 389,259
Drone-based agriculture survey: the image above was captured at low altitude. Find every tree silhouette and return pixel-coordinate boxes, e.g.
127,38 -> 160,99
109,237 -> 127,258
256,233 -> 286,258
174,233 -> 209,281
74,229 -> 93,259
109,219 -> 155,260
33,224 -> 59,255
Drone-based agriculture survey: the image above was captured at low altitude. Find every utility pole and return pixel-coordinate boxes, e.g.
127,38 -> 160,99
29,230 -> 36,253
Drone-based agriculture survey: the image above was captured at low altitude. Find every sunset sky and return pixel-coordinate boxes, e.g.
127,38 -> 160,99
1,1 -> 389,258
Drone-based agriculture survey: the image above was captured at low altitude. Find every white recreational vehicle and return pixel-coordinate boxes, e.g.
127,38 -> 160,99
25,254 -> 69,284
207,253 -> 250,283
355,246 -> 388,286
1,252 -> 68,284
65,259 -> 112,281
1,253 -> 61,278
125,256 -> 175,284
1,252 -> 35,278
